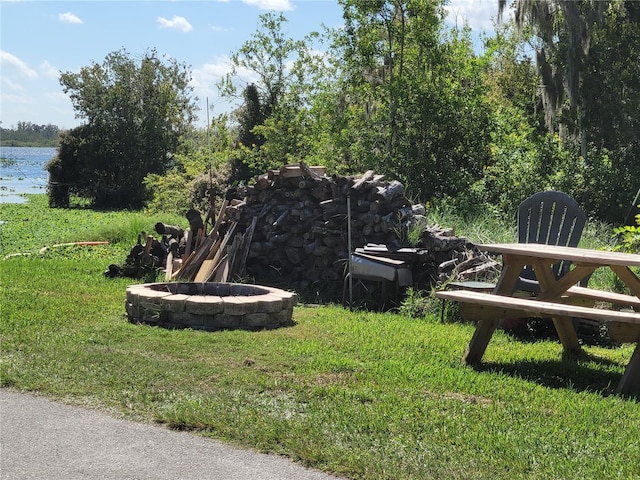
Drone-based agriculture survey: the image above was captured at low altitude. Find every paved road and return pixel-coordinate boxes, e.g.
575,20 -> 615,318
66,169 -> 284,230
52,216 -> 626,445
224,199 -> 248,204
1,389 -> 341,480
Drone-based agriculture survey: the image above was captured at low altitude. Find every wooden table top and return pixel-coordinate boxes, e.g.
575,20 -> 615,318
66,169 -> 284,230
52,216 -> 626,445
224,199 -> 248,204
478,243 -> 640,267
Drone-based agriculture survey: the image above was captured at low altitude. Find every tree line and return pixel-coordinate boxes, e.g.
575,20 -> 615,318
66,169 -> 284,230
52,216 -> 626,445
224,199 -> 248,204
47,0 -> 640,225
1,122 -> 60,147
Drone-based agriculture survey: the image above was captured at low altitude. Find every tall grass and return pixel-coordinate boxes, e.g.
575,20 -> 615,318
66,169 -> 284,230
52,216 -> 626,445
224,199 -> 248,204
0,194 -> 183,257
426,200 -> 621,293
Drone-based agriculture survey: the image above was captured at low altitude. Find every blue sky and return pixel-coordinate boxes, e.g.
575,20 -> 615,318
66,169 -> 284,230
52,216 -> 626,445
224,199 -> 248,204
1,0 -> 501,130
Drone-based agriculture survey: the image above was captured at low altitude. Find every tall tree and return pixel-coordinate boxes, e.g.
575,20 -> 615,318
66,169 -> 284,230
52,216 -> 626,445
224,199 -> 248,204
497,0 -> 606,144
219,12 -> 329,173
231,83 -> 266,182
333,0 -> 493,200
499,0 -> 640,222
48,48 -> 197,208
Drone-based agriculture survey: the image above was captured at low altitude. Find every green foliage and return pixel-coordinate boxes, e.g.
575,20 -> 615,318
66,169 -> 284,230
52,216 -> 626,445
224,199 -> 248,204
30,1 -> 637,225
490,1 -> 640,224
196,1 -> 639,226
328,1 -> 494,200
48,48 -> 198,209
144,150 -> 230,217
143,116 -> 233,215
218,12 -> 326,176
230,84 -> 267,183
397,287 -> 441,318
612,211 -> 640,254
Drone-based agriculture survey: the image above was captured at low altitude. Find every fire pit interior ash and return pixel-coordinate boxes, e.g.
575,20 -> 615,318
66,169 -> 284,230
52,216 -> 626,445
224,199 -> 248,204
125,282 -> 297,331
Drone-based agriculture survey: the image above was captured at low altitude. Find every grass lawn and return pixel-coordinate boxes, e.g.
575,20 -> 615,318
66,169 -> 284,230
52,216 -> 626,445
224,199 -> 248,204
1,195 -> 639,479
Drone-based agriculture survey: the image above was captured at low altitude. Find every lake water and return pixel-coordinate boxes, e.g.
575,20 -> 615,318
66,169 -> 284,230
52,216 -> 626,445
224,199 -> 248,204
0,146 -> 55,204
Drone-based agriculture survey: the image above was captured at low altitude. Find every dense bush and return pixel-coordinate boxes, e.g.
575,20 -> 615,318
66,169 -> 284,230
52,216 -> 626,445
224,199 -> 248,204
47,49 -> 197,209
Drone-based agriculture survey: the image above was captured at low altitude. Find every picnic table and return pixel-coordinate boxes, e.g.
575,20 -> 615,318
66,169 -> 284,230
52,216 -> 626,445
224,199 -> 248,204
436,243 -> 640,398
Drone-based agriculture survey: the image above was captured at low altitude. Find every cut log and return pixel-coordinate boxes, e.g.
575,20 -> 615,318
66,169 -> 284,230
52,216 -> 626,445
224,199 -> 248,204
375,180 -> 405,202
351,170 -> 375,190
279,163 -> 325,179
155,223 -> 184,238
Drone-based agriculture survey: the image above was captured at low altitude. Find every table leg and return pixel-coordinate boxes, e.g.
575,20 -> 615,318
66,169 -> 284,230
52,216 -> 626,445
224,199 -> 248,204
610,265 -> 640,299
615,342 -> 640,399
550,316 -> 581,353
533,262 -> 582,353
462,263 -> 522,365
463,318 -> 500,364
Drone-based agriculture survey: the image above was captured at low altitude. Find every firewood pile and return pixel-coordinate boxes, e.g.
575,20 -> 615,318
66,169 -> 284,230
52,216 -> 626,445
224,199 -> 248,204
222,163 -> 494,298
230,165 -> 417,293
107,163 -> 497,302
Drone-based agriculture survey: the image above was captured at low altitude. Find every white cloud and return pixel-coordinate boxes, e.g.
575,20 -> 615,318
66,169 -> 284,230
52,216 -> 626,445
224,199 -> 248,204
193,58 -> 233,82
2,77 -> 26,92
157,16 -> 193,33
444,0 -> 503,32
191,56 -> 233,100
210,25 -> 233,33
193,56 -> 262,87
190,56 -> 262,122
40,61 -> 59,79
242,0 -> 293,12
0,51 -> 38,79
0,80 -> 40,128
58,12 -> 83,24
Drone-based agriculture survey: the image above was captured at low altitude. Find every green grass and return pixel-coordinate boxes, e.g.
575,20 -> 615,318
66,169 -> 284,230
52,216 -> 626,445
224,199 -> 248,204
1,194 -> 639,479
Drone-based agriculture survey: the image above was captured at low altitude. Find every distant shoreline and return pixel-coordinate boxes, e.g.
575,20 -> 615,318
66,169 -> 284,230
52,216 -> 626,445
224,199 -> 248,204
0,141 -> 59,148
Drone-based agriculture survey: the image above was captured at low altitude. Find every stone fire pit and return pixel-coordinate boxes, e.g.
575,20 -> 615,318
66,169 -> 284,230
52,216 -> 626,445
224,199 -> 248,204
125,282 -> 297,331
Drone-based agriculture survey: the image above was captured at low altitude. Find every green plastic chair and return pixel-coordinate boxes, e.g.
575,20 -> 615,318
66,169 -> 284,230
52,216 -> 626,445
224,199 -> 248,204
515,190 -> 588,293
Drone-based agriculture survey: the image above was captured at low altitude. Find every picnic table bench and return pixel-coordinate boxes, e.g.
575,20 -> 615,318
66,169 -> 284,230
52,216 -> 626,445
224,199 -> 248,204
435,243 -> 640,398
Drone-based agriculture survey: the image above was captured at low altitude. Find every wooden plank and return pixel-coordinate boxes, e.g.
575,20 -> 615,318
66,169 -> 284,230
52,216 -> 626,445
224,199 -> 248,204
564,286 -> 640,309
208,198 -> 230,240
531,259 -> 581,352
436,290 -> 640,325
171,252 -> 194,280
610,264 -> 640,298
203,222 -> 238,282
494,262 -> 526,296
534,265 -> 597,301
462,317 -> 500,365
202,201 -> 217,233
479,243 -> 640,268
143,235 -> 154,256
175,236 -> 216,281
235,216 -> 258,278
212,255 -> 229,282
164,251 -> 174,281
194,227 -> 205,251
608,322 -> 640,343
193,236 -> 224,281
175,201 -> 231,281
462,263 -> 524,364
279,164 -> 325,178
184,229 -> 193,257
353,252 -> 406,266
194,259 -> 216,282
